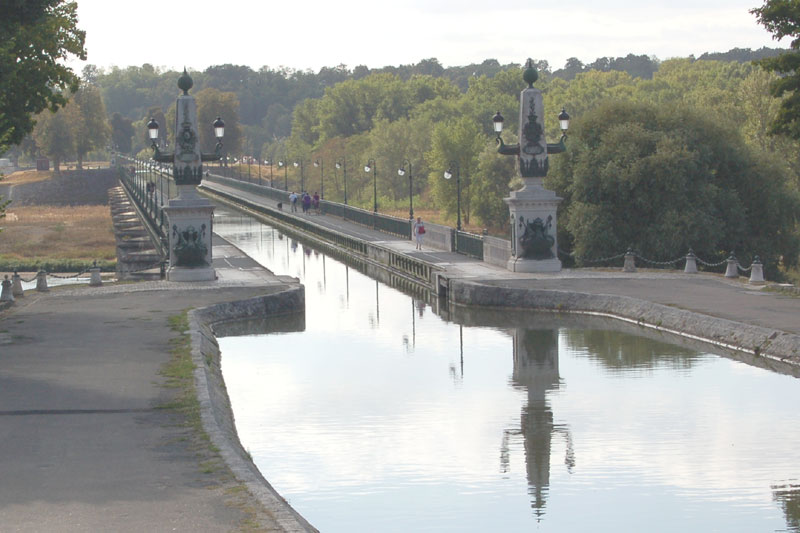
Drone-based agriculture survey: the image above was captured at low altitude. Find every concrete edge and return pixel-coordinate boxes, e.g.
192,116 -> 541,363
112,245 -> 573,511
187,284 -> 319,533
449,278 -> 800,370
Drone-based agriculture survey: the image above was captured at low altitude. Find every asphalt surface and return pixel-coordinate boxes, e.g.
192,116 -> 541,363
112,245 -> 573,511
0,239 -> 289,532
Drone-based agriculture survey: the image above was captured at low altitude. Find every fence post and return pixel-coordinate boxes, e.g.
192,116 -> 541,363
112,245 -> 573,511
11,271 -> 24,297
36,271 -> 49,292
724,252 -> 738,278
749,256 -> 765,285
684,249 -> 698,274
1,275 -> 14,302
622,248 -> 636,272
89,264 -> 102,287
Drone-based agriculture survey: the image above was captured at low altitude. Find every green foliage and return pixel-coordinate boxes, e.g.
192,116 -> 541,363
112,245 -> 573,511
472,142 -> 516,231
195,88 -> 242,156
0,0 -> 86,152
72,85 -> 110,167
32,100 -> 78,171
426,117 -> 484,224
752,0 -> 800,139
110,112 -> 134,153
548,100 -> 800,276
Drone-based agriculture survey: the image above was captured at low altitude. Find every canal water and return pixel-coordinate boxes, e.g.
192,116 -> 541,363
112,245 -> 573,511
213,208 -> 800,533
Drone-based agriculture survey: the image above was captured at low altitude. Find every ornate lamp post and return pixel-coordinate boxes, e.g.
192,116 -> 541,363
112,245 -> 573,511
293,159 -> 305,192
365,158 -> 377,213
398,159 -> 414,220
491,58 -> 570,273
444,162 -> 461,231
147,69 -> 224,281
314,158 -> 324,199
336,159 -> 347,205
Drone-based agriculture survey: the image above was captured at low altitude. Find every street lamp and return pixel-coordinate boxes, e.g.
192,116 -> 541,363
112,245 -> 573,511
278,159 -> 288,190
294,159 -> 305,192
146,70 -> 223,281
491,58 -> 570,272
314,158 -> 324,199
444,162 -> 461,231
398,159 -> 413,219
365,158 -> 377,213
335,159 -> 347,205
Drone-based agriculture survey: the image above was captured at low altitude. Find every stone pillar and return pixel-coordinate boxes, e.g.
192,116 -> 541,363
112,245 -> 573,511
89,267 -> 102,287
505,184 -> 562,272
1,275 -> 14,302
622,250 -> 636,272
162,72 -> 216,282
11,272 -> 24,297
36,271 -> 49,292
724,253 -> 738,278
749,256 -> 765,285
503,64 -> 563,273
684,250 -> 698,274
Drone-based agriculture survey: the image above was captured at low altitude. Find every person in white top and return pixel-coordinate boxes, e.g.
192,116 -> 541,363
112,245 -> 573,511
413,216 -> 425,250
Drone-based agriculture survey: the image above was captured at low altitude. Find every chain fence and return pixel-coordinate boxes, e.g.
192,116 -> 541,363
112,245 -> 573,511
559,246 -> 764,274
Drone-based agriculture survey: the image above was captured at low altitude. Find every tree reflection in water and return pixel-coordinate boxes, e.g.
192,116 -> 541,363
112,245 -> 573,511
773,483 -> 800,532
563,328 -> 698,371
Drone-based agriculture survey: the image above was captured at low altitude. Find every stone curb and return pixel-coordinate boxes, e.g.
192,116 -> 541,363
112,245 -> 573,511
187,285 -> 319,533
449,279 -> 800,369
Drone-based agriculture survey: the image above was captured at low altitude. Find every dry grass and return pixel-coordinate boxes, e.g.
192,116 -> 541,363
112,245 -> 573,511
0,169 -> 54,186
0,205 -> 116,263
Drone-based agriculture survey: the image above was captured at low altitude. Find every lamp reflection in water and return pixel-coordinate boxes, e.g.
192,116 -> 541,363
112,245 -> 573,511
503,329 -> 574,520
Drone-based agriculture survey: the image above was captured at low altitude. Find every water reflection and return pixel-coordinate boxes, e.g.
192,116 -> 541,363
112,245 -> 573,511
505,329 -> 572,519
563,328 -> 698,372
212,207 -> 800,533
774,483 -> 800,532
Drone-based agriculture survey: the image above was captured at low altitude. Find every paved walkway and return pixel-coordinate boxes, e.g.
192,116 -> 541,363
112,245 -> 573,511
0,237 -> 293,532
204,178 -> 800,337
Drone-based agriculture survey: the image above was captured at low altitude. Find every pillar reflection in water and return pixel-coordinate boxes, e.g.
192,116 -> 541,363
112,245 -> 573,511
503,329 -> 573,519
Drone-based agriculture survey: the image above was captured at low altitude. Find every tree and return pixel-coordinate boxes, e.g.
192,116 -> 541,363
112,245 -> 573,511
426,117 -> 484,225
110,113 -> 134,153
752,0 -> 800,138
195,88 -> 242,156
72,84 -> 110,167
32,102 -> 79,172
0,0 -> 86,151
548,100 -> 800,277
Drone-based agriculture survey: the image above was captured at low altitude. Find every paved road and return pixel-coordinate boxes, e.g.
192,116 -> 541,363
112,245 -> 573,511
0,239 -> 291,532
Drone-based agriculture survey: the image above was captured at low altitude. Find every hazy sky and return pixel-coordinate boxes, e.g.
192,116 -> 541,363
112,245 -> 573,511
74,0 -> 785,72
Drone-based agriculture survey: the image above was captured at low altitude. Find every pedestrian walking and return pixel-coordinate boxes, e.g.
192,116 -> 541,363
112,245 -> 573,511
289,191 -> 298,212
312,192 -> 320,214
413,216 -> 425,250
302,192 -> 311,213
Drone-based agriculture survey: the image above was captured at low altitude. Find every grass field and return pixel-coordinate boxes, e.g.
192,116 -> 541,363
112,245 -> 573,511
0,205 -> 116,271
0,169 -> 55,186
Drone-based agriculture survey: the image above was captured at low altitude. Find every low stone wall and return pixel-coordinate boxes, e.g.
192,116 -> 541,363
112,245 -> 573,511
448,279 -> 800,369
420,221 -> 453,252
187,285 -> 319,533
483,235 -> 511,267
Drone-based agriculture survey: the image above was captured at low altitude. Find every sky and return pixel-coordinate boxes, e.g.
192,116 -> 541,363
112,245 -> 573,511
73,0 -> 787,73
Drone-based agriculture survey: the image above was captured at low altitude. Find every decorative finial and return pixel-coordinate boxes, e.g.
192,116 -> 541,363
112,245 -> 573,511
523,58 -> 538,87
178,68 -> 193,95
